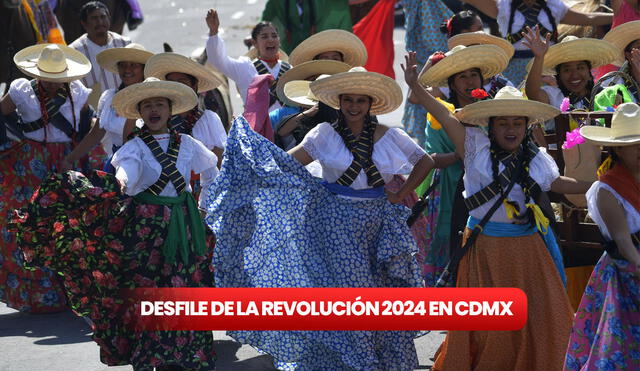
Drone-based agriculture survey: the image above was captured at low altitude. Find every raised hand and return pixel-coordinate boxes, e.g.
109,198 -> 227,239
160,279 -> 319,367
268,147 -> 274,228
401,52 -> 420,88
630,48 -> 640,71
522,25 -> 551,58
206,9 -> 220,36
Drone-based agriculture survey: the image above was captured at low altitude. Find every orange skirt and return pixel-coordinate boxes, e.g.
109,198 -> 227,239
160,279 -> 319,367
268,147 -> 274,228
433,228 -> 573,371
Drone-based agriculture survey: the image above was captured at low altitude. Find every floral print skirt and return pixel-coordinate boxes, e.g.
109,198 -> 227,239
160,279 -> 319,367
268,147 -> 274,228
564,252 -> 640,370
13,170 -> 216,370
0,139 -> 69,313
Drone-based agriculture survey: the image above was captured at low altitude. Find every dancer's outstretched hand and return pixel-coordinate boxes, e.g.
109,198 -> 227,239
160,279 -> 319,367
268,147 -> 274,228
206,9 -> 220,36
522,25 -> 550,59
402,52 -> 420,88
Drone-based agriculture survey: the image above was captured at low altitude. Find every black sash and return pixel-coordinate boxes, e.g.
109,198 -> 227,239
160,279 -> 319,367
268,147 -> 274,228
506,2 -> 556,44
138,130 -> 187,195
168,108 -> 203,136
253,59 -> 291,106
331,121 -> 385,188
21,80 -> 76,138
464,142 -> 541,211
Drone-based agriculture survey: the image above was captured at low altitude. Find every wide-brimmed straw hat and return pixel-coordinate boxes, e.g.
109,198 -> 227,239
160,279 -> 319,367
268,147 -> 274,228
525,36 -> 619,75
112,77 -> 198,119
456,86 -> 560,126
580,102 -> 640,146
276,60 -> 350,107
603,20 -> 640,66
144,52 -> 223,93
14,43 -> 91,83
419,45 -> 509,87
282,74 -> 332,108
309,67 -> 402,115
245,47 -> 289,63
288,29 -> 368,67
447,31 -> 515,59
96,43 -> 154,74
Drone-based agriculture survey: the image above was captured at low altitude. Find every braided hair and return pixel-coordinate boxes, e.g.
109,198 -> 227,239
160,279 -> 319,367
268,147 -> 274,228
446,68 -> 485,108
488,116 -> 538,223
507,0 -> 558,42
555,61 -> 594,107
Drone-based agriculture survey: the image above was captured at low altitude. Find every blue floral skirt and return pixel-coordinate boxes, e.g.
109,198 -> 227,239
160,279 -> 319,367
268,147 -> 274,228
205,117 -> 422,370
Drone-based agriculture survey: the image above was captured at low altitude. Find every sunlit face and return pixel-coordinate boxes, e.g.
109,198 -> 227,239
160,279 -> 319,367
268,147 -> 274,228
138,97 -> 171,134
117,61 -> 144,87
165,72 -> 198,93
339,94 -> 372,123
39,80 -> 63,94
451,68 -> 483,102
81,8 -> 110,39
252,25 -> 280,60
314,51 -> 344,62
459,16 -> 483,34
490,116 -> 528,152
557,61 -> 591,96
613,144 -> 640,174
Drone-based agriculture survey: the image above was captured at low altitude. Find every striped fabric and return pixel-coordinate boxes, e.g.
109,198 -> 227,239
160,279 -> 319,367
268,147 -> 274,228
138,130 -> 186,195
331,120 -> 384,188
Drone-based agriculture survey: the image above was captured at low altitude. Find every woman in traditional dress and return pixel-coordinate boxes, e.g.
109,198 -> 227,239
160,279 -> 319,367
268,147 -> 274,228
205,67 -> 433,370
13,77 -> 219,370
414,44 -> 510,286
0,44 -> 94,313
405,51 -> 592,370
524,25 -> 618,131
464,0 -> 612,86
205,8 -> 290,112
93,43 -> 153,172
564,102 -> 640,370
144,52 -> 228,169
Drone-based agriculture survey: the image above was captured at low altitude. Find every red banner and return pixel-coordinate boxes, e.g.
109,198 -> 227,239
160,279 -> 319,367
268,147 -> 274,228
119,288 -> 528,331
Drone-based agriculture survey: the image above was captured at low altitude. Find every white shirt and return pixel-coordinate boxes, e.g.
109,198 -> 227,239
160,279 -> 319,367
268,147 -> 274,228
112,133 -> 218,208
8,78 -> 91,143
301,122 -> 427,190
586,181 -> 640,240
98,88 -> 227,155
463,127 -> 559,223
69,31 -> 130,91
205,34 -> 283,111
496,0 -> 569,51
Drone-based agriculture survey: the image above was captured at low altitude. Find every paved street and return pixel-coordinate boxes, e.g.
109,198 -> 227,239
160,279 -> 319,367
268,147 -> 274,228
1,1 -> 444,370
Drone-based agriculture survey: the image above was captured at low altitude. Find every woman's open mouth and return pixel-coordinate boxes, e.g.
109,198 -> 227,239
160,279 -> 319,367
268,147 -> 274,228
149,114 -> 161,124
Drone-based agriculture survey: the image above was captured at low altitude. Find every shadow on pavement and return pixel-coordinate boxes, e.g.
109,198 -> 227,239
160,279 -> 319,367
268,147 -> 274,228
0,308 -> 93,345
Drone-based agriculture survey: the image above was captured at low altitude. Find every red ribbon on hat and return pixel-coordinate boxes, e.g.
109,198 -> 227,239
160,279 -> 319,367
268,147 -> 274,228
446,18 -> 453,36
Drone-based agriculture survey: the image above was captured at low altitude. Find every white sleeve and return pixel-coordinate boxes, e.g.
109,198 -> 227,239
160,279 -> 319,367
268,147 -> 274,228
182,135 -> 219,208
541,85 -> 564,109
8,78 -> 33,113
464,127 -> 490,165
546,0 -> 570,22
69,80 -> 91,108
111,140 -> 143,195
387,128 -> 427,166
300,122 -> 334,162
530,147 -> 560,192
205,35 -> 255,89
192,110 -> 228,150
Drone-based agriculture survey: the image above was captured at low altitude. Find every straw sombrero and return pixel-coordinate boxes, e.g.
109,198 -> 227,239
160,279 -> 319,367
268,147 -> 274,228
276,60 -> 350,107
525,36 -> 619,75
288,29 -> 367,67
96,43 -> 154,74
447,31 -> 515,59
112,77 -> 198,119
603,20 -> 640,66
456,86 -> 560,126
245,47 -> 289,63
283,75 -> 333,108
14,44 -> 91,83
144,52 -> 223,93
309,67 -> 402,115
419,45 -> 509,87
580,102 -> 640,146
